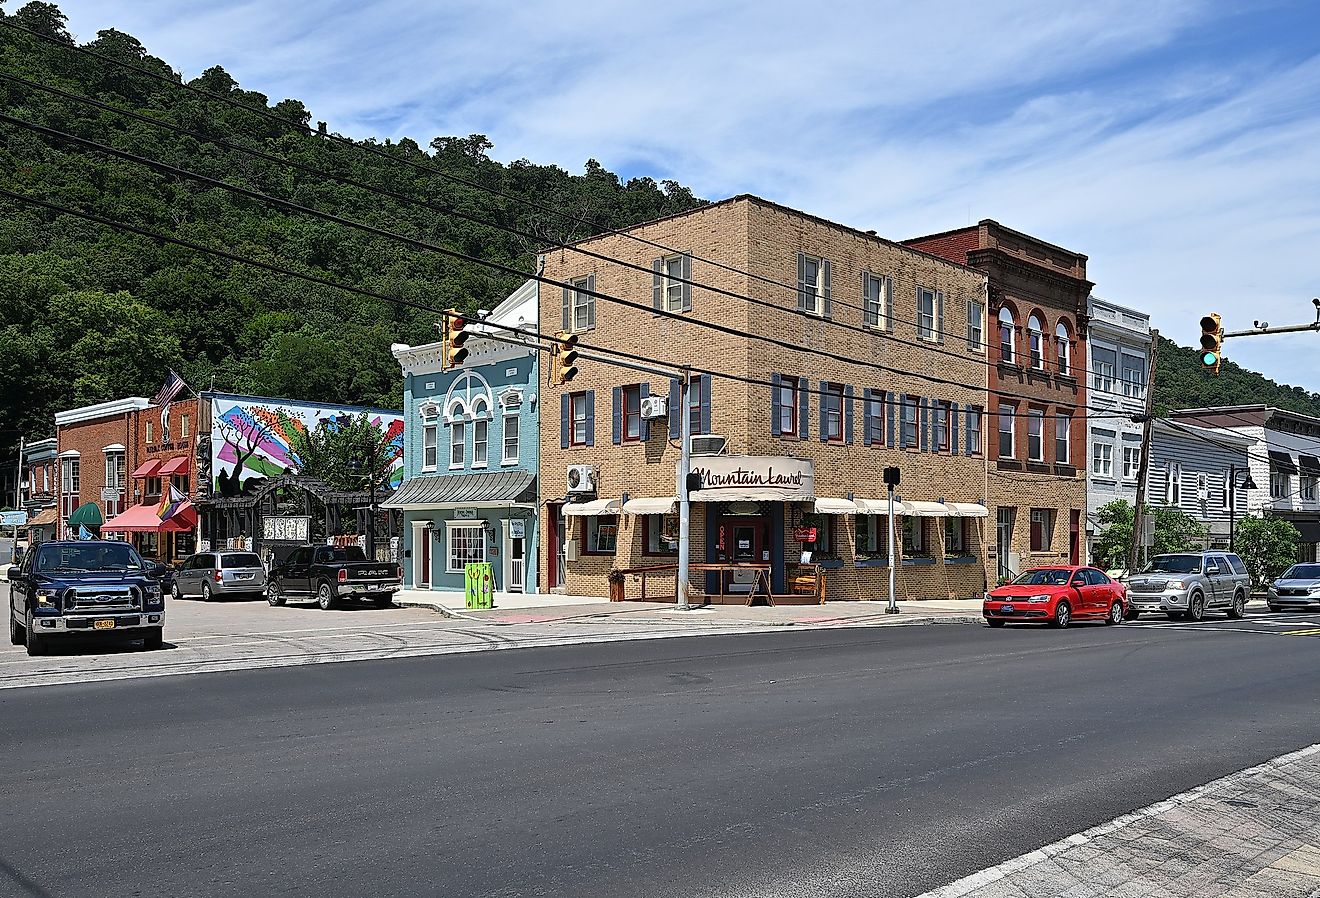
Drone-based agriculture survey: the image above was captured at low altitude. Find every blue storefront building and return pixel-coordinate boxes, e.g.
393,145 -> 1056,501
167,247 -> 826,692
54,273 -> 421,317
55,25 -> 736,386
385,281 -> 539,593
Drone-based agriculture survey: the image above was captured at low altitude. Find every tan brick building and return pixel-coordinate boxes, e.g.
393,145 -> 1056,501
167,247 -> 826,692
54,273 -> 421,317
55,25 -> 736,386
539,196 -> 992,603
906,221 -> 1091,579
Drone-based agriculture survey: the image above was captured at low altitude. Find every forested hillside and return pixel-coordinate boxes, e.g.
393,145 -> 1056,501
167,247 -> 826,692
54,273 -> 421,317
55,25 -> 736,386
1154,335 -> 1320,418
0,1 -> 704,455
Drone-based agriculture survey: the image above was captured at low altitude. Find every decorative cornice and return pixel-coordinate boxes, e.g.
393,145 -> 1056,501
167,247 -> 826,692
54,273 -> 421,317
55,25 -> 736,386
55,397 -> 149,426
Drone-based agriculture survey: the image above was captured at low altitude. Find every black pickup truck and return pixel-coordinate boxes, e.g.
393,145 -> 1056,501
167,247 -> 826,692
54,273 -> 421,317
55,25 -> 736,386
8,540 -> 168,656
266,544 -> 402,610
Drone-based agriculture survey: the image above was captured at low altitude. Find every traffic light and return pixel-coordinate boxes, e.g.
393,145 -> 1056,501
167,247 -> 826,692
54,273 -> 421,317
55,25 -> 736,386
1199,313 -> 1223,375
444,309 -> 469,369
553,332 -> 580,385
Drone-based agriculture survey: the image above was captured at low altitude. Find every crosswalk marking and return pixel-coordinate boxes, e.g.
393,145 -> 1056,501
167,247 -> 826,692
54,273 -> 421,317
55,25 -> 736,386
1283,628 -> 1320,637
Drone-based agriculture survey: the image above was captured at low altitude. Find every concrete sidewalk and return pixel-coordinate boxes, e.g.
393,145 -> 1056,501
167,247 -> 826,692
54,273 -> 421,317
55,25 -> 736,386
919,743 -> 1320,898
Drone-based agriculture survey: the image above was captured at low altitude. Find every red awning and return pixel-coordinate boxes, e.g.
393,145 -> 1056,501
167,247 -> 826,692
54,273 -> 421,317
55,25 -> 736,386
131,459 -> 162,479
102,502 -> 194,533
158,455 -> 190,476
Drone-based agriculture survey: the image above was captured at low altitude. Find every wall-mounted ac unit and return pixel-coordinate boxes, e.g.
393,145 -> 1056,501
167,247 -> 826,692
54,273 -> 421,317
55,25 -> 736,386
640,395 -> 668,420
566,464 -> 596,495
564,539 -> 580,563
690,434 -> 728,456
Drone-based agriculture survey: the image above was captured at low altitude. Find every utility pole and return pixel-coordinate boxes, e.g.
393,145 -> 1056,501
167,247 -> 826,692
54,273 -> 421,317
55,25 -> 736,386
1128,330 -> 1160,575
884,466 -> 900,613
677,371 -> 692,611
14,435 -> 23,512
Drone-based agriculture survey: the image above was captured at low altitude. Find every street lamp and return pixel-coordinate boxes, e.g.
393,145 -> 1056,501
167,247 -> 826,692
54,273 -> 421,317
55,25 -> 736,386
1228,464 -> 1258,551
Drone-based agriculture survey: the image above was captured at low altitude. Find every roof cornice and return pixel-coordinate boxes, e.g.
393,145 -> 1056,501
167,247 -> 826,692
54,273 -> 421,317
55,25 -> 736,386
54,397 -> 149,426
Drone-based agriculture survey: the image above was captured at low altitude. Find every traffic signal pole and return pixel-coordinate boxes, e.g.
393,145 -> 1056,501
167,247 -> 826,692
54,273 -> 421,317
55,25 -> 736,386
677,371 -> 692,611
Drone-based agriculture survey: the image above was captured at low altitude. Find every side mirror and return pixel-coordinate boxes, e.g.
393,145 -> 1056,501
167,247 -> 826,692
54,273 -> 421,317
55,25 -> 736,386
6,565 -> 19,581
148,562 -> 167,579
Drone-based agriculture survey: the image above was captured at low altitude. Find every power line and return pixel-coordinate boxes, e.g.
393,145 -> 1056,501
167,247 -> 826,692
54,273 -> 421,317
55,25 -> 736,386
0,69 -> 1140,405
0,112 -> 1119,417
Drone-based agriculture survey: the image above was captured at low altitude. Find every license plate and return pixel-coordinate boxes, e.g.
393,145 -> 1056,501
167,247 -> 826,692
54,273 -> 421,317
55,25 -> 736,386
1000,605 -> 1013,613
93,619 -> 116,630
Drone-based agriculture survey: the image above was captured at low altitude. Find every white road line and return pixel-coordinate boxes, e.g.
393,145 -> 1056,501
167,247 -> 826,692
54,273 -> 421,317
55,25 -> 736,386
913,743 -> 1320,898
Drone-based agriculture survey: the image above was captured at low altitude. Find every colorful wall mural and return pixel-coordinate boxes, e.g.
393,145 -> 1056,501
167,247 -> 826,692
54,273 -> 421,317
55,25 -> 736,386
205,393 -> 404,498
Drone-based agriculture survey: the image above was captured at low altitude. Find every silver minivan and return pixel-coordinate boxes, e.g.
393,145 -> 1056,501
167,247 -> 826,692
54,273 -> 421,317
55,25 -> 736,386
171,551 -> 267,601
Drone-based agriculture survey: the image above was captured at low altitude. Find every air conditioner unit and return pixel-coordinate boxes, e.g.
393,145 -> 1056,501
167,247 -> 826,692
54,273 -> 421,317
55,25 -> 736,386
690,434 -> 728,456
564,539 -> 580,563
640,395 -> 668,420
566,464 -> 596,495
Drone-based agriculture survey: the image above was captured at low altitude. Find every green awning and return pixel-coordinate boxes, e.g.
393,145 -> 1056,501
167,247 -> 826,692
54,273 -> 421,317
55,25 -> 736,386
68,502 -> 104,530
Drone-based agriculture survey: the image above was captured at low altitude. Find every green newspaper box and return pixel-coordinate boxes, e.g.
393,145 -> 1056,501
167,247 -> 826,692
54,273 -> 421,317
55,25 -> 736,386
465,562 -> 495,609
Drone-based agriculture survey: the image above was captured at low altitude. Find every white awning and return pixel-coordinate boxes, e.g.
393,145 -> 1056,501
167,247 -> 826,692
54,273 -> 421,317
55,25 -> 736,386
814,497 -> 857,514
563,498 -> 622,517
945,502 -> 989,518
853,498 -> 895,515
896,500 -> 952,517
622,497 -> 676,515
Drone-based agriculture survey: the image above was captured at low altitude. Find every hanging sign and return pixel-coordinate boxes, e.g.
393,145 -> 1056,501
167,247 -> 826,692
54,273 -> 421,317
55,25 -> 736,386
794,527 -> 818,543
509,519 -> 526,539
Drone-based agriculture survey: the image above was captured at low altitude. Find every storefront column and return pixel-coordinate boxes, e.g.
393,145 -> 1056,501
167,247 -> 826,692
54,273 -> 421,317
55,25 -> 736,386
771,503 -> 786,595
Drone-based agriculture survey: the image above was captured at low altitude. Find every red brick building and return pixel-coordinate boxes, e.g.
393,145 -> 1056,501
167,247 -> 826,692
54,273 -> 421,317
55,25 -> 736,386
53,398 -> 147,540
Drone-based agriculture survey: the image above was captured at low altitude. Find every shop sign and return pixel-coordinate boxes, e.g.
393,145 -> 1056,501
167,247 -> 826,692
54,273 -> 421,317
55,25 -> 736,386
0,510 -> 26,527
684,456 -> 814,501
509,519 -> 526,538
794,527 -> 817,543
455,508 -> 479,520
262,515 -> 310,542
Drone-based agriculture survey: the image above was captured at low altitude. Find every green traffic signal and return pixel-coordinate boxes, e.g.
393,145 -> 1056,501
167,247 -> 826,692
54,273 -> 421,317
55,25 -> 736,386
1201,351 -> 1219,367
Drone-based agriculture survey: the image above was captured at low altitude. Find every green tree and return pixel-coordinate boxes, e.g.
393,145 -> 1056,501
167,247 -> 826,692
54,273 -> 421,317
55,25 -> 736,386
1234,514 -> 1300,589
1089,500 -> 1209,570
287,413 -> 394,492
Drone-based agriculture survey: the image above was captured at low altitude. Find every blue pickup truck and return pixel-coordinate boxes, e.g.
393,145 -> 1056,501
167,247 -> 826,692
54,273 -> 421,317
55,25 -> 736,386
8,540 -> 168,656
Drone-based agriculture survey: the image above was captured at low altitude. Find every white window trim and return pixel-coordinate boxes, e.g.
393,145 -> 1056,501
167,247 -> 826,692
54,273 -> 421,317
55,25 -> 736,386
1092,442 -> 1113,478
1027,409 -> 1045,462
999,405 -> 1017,459
916,287 -> 941,343
801,254 -> 824,317
1055,415 -> 1071,465
472,417 -> 489,469
662,255 -> 685,312
967,300 -> 985,353
1027,316 -> 1045,370
421,422 -> 439,473
865,273 -> 892,331
450,420 -> 466,470
445,520 -> 486,573
1122,446 -> 1140,481
570,276 -> 594,333
502,413 -> 520,465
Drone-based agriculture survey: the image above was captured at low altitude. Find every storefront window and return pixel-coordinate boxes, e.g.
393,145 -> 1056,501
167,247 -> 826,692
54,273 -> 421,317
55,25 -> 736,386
945,518 -> 966,555
585,516 -> 618,554
644,514 -> 679,555
855,515 -> 890,558
447,523 -> 485,572
903,517 -> 928,557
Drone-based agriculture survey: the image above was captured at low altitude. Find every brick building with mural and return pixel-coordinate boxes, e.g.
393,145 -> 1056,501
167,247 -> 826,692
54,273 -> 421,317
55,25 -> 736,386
538,195 -> 993,603
905,220 -> 1092,579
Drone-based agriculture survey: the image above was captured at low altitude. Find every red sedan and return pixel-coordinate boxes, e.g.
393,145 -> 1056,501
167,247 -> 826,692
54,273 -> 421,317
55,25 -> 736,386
983,566 -> 1128,628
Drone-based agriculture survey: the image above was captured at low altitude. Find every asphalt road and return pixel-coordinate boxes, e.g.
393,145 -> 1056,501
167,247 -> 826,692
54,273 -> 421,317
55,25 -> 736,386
2,615 -> 1319,898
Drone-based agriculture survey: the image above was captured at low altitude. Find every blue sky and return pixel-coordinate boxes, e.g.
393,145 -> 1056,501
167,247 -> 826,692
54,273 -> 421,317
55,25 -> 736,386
46,0 -> 1320,390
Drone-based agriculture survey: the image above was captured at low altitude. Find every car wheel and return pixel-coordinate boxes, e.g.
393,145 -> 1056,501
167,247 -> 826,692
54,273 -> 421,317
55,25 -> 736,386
9,614 -> 25,646
317,582 -> 336,611
170,582 -> 182,600
201,583 -> 214,603
1187,592 -> 1205,622
141,629 -> 163,651
986,618 -> 1006,628
1228,591 -> 1247,620
267,582 -> 286,607
1051,601 -> 1072,629
25,618 -> 47,657
1124,607 -> 1140,621
1105,602 -> 1123,625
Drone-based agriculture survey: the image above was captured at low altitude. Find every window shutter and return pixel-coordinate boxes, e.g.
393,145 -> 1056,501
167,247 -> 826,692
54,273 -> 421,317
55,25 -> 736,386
560,394 -> 570,449
669,378 -> 680,440
965,299 -> 975,349
799,377 -> 810,441
681,253 -> 693,312
561,286 -> 571,333
639,383 -> 651,441
887,391 -> 897,447
844,385 -> 855,444
819,384 -> 829,443
771,374 -> 782,437
885,277 -> 895,331
936,291 -> 945,342
652,259 -> 663,311
965,407 -> 975,456
919,398 -> 929,452
796,252 -> 808,311
611,386 -> 623,445
585,390 -> 595,447
700,374 -> 711,435
822,258 -> 832,318
585,274 -> 596,330
951,402 -> 961,454
862,389 -> 873,445
862,272 -> 874,327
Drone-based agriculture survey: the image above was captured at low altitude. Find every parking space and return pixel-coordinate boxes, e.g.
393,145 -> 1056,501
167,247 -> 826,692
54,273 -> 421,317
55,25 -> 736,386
1125,604 -> 1320,637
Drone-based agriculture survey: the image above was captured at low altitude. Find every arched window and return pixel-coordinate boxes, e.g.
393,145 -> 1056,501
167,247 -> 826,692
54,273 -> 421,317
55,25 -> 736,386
998,307 -> 1016,364
472,398 -> 491,468
1055,321 -> 1071,375
1027,314 -> 1045,369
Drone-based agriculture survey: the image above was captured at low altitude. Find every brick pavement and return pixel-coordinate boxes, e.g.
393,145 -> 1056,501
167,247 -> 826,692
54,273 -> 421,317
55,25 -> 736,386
918,743 -> 1320,898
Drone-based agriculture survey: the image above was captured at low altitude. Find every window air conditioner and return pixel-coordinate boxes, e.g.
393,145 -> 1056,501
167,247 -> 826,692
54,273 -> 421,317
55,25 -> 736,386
566,464 -> 596,495
564,539 -> 580,563
639,395 -> 668,420
690,434 -> 728,456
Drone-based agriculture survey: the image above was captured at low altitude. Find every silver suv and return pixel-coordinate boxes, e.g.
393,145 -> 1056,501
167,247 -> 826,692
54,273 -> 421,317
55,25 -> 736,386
1125,551 -> 1251,621
171,551 -> 267,601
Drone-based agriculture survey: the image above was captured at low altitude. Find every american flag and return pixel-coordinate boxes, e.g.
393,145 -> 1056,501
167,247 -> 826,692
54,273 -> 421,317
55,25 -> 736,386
152,370 -> 187,407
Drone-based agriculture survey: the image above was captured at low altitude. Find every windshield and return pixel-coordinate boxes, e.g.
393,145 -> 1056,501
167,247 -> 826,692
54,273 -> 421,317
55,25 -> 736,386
1144,555 -> 1201,574
36,543 -> 143,573
1012,569 -> 1073,586
1281,564 -> 1320,580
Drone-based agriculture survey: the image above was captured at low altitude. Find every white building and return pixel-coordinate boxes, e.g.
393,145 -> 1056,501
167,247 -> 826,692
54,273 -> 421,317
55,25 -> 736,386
1086,296 -> 1152,559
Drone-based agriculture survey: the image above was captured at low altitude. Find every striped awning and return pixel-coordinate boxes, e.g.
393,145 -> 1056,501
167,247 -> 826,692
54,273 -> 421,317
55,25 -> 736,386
1269,450 -> 1298,473
380,471 -> 536,509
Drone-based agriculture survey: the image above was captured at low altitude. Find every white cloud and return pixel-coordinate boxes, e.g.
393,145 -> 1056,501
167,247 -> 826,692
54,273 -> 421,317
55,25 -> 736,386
46,0 -> 1320,388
